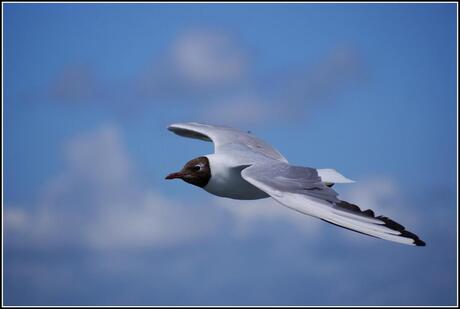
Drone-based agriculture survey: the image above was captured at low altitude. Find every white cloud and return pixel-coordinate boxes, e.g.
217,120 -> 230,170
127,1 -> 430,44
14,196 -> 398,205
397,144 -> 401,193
133,28 -> 250,103
172,29 -> 247,86
216,197 -> 322,240
339,177 -> 410,219
85,192 -> 216,250
4,125 -> 218,251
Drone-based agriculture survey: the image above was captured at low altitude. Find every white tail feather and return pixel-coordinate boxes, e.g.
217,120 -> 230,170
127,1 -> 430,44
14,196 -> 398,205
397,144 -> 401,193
317,168 -> 355,184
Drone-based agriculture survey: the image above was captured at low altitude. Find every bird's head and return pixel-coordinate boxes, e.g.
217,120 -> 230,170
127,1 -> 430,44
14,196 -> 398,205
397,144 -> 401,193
165,156 -> 211,188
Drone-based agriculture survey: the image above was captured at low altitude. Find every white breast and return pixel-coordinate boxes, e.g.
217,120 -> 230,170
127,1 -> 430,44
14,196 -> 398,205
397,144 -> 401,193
203,154 -> 269,200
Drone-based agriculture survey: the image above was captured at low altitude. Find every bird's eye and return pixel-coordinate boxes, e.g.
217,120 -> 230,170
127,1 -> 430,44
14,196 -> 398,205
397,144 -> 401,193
192,165 -> 201,172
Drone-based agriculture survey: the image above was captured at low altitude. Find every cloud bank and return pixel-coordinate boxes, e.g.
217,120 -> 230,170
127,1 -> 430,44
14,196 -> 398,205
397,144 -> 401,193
5,125 -> 218,252
45,28 -> 366,127
4,125 -> 456,306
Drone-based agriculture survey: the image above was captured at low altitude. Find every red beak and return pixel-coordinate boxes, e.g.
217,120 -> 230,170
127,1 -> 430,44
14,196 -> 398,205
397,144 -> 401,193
165,172 -> 184,180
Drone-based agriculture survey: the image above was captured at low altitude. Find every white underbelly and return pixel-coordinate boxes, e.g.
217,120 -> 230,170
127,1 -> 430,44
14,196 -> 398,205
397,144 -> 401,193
203,168 -> 269,200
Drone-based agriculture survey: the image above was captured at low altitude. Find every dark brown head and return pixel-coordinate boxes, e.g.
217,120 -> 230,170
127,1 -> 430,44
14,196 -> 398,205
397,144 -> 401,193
165,156 -> 211,188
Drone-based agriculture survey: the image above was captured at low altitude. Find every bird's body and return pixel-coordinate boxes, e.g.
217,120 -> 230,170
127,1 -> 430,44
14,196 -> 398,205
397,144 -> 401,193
204,153 -> 270,200
166,122 -> 425,246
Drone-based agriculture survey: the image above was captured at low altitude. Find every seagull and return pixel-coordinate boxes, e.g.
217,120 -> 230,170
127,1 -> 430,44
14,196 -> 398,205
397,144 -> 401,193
165,122 -> 425,246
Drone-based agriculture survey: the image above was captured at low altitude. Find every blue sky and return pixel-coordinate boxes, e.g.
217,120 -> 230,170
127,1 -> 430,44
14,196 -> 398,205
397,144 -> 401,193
3,3 -> 457,306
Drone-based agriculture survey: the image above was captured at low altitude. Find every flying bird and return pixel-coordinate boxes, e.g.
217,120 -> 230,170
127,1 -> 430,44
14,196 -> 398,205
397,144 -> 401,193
165,122 -> 425,246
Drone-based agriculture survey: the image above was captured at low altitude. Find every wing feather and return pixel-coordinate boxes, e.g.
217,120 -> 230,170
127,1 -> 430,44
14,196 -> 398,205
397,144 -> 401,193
168,122 -> 288,162
241,163 -> 425,246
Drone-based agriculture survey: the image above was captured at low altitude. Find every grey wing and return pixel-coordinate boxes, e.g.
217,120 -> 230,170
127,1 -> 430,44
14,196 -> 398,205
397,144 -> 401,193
168,122 -> 288,163
241,163 -> 425,246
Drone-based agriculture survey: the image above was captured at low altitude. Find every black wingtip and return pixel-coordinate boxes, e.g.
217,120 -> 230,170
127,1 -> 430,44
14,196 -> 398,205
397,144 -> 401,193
335,201 -> 426,247
398,230 -> 425,247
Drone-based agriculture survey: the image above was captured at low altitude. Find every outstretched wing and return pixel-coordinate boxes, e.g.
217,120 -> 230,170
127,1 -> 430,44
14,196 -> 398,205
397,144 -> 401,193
168,122 -> 288,163
241,163 -> 425,246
